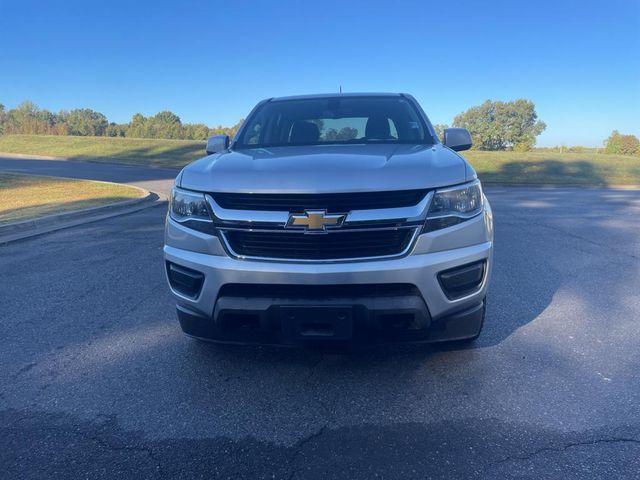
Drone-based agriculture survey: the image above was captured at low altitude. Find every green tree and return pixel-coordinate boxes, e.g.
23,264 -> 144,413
209,119 -> 244,140
65,108 -> 108,136
604,130 -> 640,156
125,111 -> 186,139
432,124 -> 448,142
453,99 -> 546,150
0,104 -> 6,134
126,113 -> 149,138
324,127 -> 358,141
5,101 -> 57,134
149,111 -> 184,139
105,122 -> 127,137
183,123 -> 210,140
52,110 -> 69,135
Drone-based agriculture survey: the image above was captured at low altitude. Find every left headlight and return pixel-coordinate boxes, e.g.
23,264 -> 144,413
170,186 -> 215,234
424,180 -> 484,232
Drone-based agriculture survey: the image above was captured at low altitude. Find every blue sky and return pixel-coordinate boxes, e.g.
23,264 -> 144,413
1,0 -> 638,146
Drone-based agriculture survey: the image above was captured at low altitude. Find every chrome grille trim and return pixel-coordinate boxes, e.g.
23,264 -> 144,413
205,191 -> 433,229
205,191 -> 433,262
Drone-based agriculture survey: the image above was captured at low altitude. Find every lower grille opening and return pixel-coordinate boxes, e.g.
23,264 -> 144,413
220,313 -> 261,330
166,262 -> 204,299
438,260 -> 486,300
379,313 -> 416,330
222,228 -> 416,260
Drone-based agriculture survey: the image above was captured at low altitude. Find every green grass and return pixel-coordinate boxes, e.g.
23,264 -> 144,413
464,150 -> 640,185
1,134 -> 639,185
0,172 -> 144,224
0,134 -> 203,168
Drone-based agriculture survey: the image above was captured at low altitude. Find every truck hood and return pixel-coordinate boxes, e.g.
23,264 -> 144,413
179,143 -> 471,193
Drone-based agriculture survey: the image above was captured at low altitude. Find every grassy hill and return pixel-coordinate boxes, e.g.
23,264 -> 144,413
0,135 -> 203,168
463,150 -> 639,185
0,134 -> 638,185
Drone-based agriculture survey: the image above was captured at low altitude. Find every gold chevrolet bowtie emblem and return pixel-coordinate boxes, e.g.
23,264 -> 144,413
286,210 -> 346,232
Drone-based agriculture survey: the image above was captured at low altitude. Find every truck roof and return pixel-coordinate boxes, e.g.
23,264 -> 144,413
270,92 -> 403,102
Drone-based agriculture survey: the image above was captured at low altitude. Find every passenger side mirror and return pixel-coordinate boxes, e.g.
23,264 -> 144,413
443,128 -> 472,152
206,135 -> 230,155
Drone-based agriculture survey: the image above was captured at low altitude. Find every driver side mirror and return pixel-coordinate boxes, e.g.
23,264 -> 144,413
206,135 -> 230,155
443,128 -> 472,152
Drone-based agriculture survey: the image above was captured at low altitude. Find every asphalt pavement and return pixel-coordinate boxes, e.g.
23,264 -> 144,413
1,157 -> 640,479
0,156 -> 177,196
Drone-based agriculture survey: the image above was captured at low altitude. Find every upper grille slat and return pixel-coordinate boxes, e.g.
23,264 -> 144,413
212,190 -> 428,212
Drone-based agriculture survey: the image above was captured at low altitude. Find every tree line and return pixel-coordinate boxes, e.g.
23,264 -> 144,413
1,99 -> 637,155
0,101 -> 242,141
0,98 -> 547,149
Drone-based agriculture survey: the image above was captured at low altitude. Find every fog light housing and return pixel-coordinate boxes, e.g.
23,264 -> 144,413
438,260 -> 486,300
166,262 -> 204,299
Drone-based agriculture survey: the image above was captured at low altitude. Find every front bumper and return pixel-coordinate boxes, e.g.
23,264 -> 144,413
164,243 -> 492,345
164,198 -> 493,345
175,296 -> 486,346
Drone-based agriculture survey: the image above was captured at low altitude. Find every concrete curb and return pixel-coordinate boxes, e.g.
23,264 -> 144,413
0,152 -> 61,160
0,187 -> 168,245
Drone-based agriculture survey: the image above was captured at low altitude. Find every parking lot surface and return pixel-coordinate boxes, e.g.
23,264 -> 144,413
1,158 -> 639,479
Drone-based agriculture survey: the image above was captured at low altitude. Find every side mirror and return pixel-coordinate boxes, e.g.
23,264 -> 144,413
206,135 -> 230,155
443,128 -> 472,152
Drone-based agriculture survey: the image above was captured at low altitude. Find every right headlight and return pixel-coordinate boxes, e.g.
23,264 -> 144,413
424,179 -> 484,232
169,186 -> 216,234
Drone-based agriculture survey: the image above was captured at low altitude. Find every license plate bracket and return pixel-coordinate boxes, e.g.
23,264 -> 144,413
279,306 -> 353,340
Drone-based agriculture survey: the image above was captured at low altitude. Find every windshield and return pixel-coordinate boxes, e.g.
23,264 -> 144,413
235,96 -> 433,149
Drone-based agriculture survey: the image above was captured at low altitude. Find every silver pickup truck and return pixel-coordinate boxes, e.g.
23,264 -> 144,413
164,93 -> 493,346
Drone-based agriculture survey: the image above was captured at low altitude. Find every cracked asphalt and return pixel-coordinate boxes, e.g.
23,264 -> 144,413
1,158 -> 640,478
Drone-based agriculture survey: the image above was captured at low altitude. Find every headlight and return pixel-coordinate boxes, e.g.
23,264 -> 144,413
424,180 -> 484,231
170,186 -> 215,234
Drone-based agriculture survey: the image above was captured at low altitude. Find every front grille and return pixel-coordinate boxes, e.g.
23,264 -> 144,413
212,190 -> 427,212
222,228 -> 417,260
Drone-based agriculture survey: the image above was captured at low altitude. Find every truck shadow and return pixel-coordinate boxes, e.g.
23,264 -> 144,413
478,159 -> 607,185
62,142 -> 203,169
